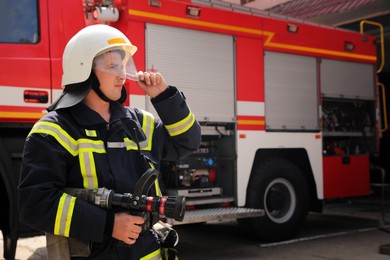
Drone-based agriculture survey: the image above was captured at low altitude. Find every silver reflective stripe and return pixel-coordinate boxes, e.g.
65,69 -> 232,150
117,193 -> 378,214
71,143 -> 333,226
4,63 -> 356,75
165,111 -> 195,137
79,151 -> 98,189
106,139 -> 150,150
85,129 -> 97,137
141,110 -> 155,150
107,138 -> 138,150
54,193 -> 76,237
79,140 -> 105,152
30,122 -> 79,156
107,142 -> 127,148
107,138 -> 137,149
139,140 -> 149,149
29,122 -> 105,156
106,110 -> 155,151
29,121 -> 105,189
59,196 -> 72,236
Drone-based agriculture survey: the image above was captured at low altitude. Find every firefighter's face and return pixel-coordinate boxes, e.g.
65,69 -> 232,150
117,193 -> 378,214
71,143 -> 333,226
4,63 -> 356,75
93,51 -> 126,101
93,49 -> 139,81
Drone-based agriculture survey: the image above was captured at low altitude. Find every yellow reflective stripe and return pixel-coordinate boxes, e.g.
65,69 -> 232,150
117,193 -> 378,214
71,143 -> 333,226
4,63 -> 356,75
107,137 -> 152,151
29,122 -> 79,156
108,140 -> 131,149
107,138 -> 138,150
141,110 -> 155,151
125,138 -> 139,150
154,179 -> 162,197
29,122 -> 106,156
85,129 -> 97,137
78,139 -> 105,153
98,110 -> 156,151
79,151 -> 98,189
165,111 -> 195,137
29,121 -> 105,189
54,193 -> 76,237
148,163 -> 162,197
140,248 -> 162,260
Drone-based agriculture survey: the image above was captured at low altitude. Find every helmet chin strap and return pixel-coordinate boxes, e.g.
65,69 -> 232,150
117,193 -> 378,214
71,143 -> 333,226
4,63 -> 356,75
90,72 -> 127,104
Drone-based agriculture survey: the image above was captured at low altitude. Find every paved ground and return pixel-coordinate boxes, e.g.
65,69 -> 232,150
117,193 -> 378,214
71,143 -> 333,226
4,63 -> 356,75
1,193 -> 390,259
175,216 -> 390,260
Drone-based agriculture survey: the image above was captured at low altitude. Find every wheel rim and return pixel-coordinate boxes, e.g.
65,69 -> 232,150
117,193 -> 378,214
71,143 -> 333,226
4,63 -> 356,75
263,178 -> 296,224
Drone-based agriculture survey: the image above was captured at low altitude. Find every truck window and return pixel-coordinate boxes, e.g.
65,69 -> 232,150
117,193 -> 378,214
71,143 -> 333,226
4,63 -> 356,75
0,0 -> 39,43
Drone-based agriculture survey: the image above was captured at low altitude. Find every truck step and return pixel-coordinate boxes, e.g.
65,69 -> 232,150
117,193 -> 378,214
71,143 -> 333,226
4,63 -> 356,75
172,207 -> 264,225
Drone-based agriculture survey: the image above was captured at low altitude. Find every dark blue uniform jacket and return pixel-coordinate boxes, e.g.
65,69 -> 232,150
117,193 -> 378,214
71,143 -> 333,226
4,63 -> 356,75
19,86 -> 201,259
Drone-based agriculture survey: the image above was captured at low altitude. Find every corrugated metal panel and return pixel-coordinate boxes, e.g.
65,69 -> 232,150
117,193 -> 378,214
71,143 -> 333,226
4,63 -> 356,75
264,51 -> 319,131
321,59 -> 375,100
145,23 -> 235,123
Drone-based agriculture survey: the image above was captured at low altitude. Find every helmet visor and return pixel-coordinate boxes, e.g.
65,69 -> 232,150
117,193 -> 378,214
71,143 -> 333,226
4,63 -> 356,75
93,50 -> 139,81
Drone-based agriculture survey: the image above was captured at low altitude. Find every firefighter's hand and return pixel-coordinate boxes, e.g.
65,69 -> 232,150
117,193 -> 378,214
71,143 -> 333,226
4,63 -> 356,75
136,71 -> 168,98
112,212 -> 145,245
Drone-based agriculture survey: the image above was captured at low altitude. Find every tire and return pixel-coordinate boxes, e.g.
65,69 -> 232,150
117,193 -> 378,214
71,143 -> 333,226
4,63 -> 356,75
241,158 -> 309,241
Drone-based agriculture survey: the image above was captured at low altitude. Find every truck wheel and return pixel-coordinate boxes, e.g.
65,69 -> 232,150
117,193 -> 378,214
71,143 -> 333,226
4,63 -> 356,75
242,158 -> 309,241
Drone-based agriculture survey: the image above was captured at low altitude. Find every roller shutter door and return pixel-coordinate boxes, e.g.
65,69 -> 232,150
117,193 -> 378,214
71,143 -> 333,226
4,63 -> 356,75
264,51 -> 319,131
145,23 -> 235,123
320,59 -> 375,100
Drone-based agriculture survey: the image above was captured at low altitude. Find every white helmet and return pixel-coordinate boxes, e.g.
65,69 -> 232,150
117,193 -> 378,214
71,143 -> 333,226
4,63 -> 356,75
62,24 -> 137,87
48,24 -> 137,111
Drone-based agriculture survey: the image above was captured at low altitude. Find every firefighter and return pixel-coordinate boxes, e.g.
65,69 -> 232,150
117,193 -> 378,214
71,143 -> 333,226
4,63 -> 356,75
18,24 -> 201,259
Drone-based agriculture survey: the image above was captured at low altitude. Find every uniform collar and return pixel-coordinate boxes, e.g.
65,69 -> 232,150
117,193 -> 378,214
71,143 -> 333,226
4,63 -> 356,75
68,102 -> 147,143
69,101 -> 127,127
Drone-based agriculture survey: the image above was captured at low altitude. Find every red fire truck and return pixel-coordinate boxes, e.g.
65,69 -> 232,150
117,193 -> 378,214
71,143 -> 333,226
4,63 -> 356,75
0,0 -> 383,258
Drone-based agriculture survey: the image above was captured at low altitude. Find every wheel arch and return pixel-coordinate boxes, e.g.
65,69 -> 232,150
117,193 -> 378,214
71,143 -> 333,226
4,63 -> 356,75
246,148 -> 322,212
